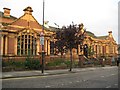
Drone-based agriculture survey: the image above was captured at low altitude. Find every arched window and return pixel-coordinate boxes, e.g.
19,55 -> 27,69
17,34 -> 37,56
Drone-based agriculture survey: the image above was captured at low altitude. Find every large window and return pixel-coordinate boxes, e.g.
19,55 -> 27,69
17,34 -> 37,56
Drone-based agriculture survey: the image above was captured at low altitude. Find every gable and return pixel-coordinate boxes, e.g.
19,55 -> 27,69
10,14 -> 42,30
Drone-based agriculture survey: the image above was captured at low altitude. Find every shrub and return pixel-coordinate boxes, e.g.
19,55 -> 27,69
46,58 -> 65,66
2,61 -> 7,67
64,60 -> 71,67
24,58 -> 41,70
13,61 -> 25,68
73,61 -> 79,68
46,58 -> 79,68
2,57 -> 42,70
2,60 -> 14,67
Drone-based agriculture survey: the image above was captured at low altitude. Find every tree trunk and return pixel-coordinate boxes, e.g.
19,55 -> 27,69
61,51 -> 63,58
69,48 -> 73,71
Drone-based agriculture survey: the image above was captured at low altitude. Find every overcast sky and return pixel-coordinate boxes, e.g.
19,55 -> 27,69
0,0 -> 119,43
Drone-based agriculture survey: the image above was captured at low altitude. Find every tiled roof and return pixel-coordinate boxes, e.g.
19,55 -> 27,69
10,14 -> 42,30
86,31 -> 108,40
86,31 -> 96,38
0,11 -> 17,20
0,11 -> 17,26
48,26 -> 59,31
96,36 -> 108,39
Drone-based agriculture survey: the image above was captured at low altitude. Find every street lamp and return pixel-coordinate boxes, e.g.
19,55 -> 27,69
39,0 -> 45,74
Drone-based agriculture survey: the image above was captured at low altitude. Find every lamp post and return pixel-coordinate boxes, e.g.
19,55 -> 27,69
39,0 -> 45,74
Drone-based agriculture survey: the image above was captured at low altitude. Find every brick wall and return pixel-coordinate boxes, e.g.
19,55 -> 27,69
7,37 -> 15,55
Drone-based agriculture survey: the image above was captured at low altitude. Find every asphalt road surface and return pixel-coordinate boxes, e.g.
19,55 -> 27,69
2,66 -> 118,88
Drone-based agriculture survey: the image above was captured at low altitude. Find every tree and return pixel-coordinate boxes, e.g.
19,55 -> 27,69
55,30 -> 66,57
63,24 -> 77,71
55,23 -> 85,71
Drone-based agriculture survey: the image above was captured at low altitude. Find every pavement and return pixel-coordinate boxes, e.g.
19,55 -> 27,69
1,66 -> 118,79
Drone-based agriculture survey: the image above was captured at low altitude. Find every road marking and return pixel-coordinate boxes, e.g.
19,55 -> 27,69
114,84 -> 118,86
76,81 -> 80,82
51,74 -> 68,77
45,86 -> 51,88
3,73 -> 69,81
101,76 -> 105,78
4,75 -> 13,77
69,82 -> 72,83
111,74 -> 115,76
89,68 -> 96,71
3,76 -> 47,81
82,69 -> 86,71
106,86 -> 111,88
83,80 -> 86,82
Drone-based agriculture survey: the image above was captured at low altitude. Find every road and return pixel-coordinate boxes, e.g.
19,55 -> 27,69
2,66 -> 118,88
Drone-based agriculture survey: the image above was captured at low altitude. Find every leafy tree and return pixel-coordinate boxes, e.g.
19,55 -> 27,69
55,30 -> 66,57
55,23 -> 86,71
63,25 -> 77,71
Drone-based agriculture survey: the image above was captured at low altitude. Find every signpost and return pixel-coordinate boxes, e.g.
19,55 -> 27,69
40,32 -> 44,46
39,0 -> 45,74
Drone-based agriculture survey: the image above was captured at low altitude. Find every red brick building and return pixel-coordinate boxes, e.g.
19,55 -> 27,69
0,7 -> 54,60
0,6 -> 118,63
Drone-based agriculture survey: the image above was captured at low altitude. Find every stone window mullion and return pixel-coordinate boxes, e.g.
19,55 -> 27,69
27,35 -> 28,55
19,36 -> 21,56
17,32 -> 37,56
20,36 -> 21,55
30,35 -> 31,55
33,37 -> 35,55
35,38 -> 36,55
23,35 -> 25,55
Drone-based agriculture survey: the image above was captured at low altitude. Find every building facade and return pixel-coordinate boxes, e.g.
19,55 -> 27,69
0,7 -> 54,59
78,28 -> 118,59
0,6 -> 118,62
60,25 -> 118,61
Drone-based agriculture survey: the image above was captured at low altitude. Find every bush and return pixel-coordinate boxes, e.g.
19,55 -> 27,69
2,60 -> 25,72
2,57 -> 42,71
94,60 -> 100,65
2,61 -> 7,67
46,58 -> 65,66
64,60 -> 71,67
73,61 -> 79,68
46,61 -> 56,66
24,58 -> 41,70
2,60 -> 15,67
46,58 -> 79,68
13,61 -> 25,68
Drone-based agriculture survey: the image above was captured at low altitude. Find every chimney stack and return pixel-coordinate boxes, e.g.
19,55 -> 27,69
23,6 -> 33,15
3,8 -> 11,17
108,31 -> 113,38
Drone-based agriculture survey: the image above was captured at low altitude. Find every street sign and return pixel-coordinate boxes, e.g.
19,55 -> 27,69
40,36 -> 44,45
40,32 -> 44,45
40,32 -> 44,36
